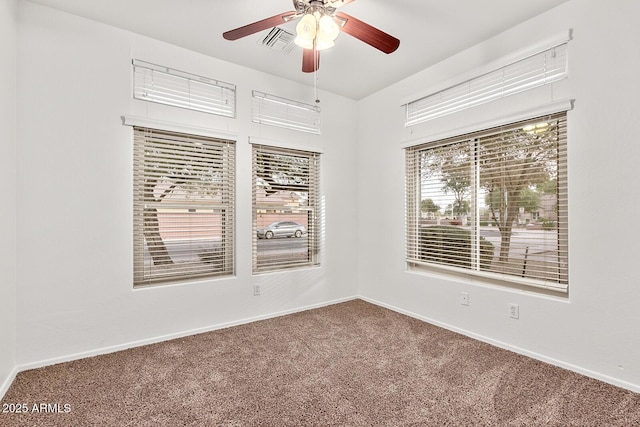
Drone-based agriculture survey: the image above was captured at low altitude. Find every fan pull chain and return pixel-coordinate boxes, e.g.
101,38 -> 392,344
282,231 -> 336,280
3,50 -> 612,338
314,67 -> 319,104
314,44 -> 320,104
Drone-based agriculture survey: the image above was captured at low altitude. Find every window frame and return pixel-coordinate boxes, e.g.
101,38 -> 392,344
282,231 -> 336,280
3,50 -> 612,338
251,142 -> 321,274
405,111 -> 569,294
132,126 -> 236,287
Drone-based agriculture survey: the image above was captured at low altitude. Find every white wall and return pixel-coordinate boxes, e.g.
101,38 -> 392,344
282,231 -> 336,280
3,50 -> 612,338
0,0 -> 18,397
357,0 -> 640,392
15,1 -> 358,367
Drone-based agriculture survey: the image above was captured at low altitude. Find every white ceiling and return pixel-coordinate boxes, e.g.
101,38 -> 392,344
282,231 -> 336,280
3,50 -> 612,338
27,0 -> 569,100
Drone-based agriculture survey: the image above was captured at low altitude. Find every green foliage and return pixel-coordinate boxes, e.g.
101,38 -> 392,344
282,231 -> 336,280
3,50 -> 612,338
418,226 -> 494,270
519,187 -> 541,213
420,198 -> 441,214
256,151 -> 310,196
445,200 -> 470,217
440,175 -> 470,216
536,179 -> 558,195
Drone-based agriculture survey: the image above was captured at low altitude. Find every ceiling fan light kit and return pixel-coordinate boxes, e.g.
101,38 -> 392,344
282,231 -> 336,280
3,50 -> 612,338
294,13 -> 340,51
223,0 -> 399,73
294,14 -> 317,49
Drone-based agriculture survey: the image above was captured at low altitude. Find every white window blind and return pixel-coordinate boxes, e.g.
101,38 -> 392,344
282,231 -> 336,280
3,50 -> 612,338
133,127 -> 235,286
252,144 -> 321,273
252,90 -> 321,134
406,112 -> 568,293
405,43 -> 568,126
133,59 -> 236,118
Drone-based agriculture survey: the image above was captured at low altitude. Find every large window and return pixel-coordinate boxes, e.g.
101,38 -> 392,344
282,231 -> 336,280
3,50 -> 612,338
252,144 -> 320,273
133,127 -> 235,286
406,112 -> 568,293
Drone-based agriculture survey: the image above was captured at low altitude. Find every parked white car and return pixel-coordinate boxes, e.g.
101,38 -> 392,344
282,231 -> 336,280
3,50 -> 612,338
257,221 -> 306,239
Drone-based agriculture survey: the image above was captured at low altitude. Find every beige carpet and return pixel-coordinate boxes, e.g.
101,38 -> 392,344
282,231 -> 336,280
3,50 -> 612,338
1,300 -> 639,426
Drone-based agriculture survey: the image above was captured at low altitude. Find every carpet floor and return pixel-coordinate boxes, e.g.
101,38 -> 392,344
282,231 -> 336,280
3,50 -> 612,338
1,299 -> 639,426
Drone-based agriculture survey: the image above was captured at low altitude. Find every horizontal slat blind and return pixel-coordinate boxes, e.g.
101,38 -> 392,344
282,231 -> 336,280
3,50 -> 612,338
133,127 -> 235,286
252,144 -> 320,272
133,60 -> 236,118
405,43 -> 568,126
252,90 -> 321,134
406,112 -> 568,292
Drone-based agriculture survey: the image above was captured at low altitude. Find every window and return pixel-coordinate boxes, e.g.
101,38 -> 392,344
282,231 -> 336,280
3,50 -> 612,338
251,90 -> 321,134
252,144 -> 320,273
133,59 -> 236,118
405,112 -> 568,293
405,42 -> 568,126
133,127 -> 235,286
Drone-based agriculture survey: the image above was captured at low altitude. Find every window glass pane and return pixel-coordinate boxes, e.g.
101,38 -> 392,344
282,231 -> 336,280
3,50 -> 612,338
479,119 -> 566,283
142,208 -> 228,277
419,141 -> 477,269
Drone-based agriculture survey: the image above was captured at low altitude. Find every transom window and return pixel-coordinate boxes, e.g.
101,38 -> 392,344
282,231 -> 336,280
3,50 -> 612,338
405,112 -> 568,293
133,127 -> 235,286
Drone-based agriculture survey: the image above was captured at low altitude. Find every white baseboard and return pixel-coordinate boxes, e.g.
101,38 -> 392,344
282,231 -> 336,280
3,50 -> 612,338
0,366 -> 19,401
16,296 -> 358,373
359,295 -> 640,394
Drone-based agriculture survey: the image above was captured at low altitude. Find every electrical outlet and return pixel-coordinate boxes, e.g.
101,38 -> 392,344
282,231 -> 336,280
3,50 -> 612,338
460,292 -> 469,306
509,303 -> 519,319
253,284 -> 261,296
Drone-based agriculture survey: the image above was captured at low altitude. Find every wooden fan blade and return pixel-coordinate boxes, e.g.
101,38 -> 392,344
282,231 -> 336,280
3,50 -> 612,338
223,12 -> 298,40
329,0 -> 357,7
302,48 -> 320,73
335,12 -> 400,54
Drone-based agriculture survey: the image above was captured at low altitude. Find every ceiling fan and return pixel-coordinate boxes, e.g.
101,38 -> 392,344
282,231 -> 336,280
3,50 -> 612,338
223,0 -> 400,73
